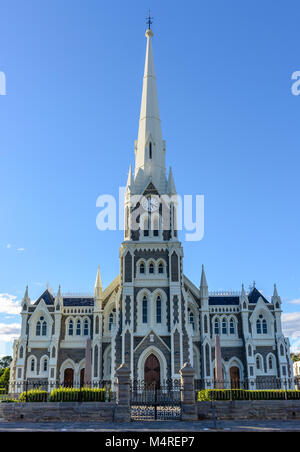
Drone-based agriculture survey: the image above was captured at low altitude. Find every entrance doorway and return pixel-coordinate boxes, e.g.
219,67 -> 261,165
144,354 -> 160,387
230,366 -> 240,388
64,368 -> 74,387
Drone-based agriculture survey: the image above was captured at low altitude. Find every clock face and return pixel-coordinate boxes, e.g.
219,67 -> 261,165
142,196 -> 159,212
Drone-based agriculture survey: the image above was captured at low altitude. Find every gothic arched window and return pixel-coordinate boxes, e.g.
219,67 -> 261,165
268,355 -> 273,370
222,319 -> 227,335
42,321 -> 47,336
109,312 -> 114,331
68,319 -> 74,336
36,321 -> 41,336
256,356 -> 261,370
204,315 -> 208,334
229,318 -> 235,334
142,296 -> 148,324
256,319 -> 262,334
149,142 -> 152,159
95,316 -> 99,335
214,318 -> 220,335
149,262 -> 154,274
76,320 -> 81,336
262,319 -> 267,334
189,310 -> 195,330
156,296 -> 162,324
84,319 -> 89,336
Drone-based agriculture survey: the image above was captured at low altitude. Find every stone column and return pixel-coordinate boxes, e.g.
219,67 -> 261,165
84,338 -> 92,385
180,362 -> 197,421
114,363 -> 131,422
215,335 -> 224,389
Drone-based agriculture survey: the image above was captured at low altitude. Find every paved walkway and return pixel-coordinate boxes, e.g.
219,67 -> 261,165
0,420 -> 300,431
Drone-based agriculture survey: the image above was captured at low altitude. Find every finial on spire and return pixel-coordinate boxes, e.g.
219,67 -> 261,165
146,9 -> 153,30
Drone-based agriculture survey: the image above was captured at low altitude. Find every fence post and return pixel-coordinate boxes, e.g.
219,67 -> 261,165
114,363 -> 131,422
180,362 -> 197,421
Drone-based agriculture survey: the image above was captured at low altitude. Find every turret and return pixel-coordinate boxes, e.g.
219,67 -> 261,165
21,285 -> 30,311
54,285 -> 63,312
272,283 -> 282,310
94,266 -> 103,311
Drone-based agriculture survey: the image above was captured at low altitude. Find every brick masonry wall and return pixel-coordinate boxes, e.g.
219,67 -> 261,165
197,400 -> 300,420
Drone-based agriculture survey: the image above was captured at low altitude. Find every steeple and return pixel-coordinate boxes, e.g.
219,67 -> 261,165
167,166 -> 176,194
94,266 -> 103,310
134,27 -> 166,193
200,265 -> 208,299
22,285 -> 30,310
272,283 -> 282,309
55,285 -> 63,311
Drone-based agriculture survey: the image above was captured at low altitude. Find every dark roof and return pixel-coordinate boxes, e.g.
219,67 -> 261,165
248,287 -> 269,304
33,289 -> 55,306
209,296 -> 239,306
63,297 -> 94,307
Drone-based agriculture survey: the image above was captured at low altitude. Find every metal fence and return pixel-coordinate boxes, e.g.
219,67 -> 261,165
195,377 -> 300,392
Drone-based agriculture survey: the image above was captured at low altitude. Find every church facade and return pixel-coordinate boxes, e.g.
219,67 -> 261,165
10,28 -> 293,390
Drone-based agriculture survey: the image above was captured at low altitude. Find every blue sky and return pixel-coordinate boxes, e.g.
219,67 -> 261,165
0,0 -> 300,356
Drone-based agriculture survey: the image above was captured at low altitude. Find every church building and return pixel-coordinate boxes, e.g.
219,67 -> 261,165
10,27 -> 293,390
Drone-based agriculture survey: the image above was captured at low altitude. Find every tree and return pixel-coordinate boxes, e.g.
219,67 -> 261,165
291,353 -> 300,362
0,368 -> 10,392
0,356 -> 12,369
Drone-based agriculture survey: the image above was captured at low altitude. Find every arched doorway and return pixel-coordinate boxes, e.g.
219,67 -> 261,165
144,354 -> 160,387
64,368 -> 74,387
230,366 -> 240,389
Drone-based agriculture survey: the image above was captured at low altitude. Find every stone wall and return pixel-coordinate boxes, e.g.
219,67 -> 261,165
197,400 -> 300,420
0,402 -> 116,422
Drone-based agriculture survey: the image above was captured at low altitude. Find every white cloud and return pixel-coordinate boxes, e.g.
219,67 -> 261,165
282,312 -> 300,338
16,248 -> 24,252
0,293 -> 21,315
287,298 -> 300,305
0,323 -> 21,342
6,244 -> 11,249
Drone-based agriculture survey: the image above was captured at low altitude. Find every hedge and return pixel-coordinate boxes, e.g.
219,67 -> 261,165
198,389 -> 300,401
0,388 -> 7,394
18,387 -> 111,403
49,387 -> 110,402
19,389 -> 48,403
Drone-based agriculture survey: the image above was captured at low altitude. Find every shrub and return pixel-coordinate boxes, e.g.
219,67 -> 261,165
49,387 -> 110,402
197,389 -> 300,402
19,389 -> 48,403
0,388 -> 7,394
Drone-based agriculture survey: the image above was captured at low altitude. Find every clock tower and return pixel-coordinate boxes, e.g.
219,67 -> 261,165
114,26 -> 191,384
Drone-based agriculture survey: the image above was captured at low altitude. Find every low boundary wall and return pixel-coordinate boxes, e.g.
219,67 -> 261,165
197,400 -> 300,420
0,402 -> 116,422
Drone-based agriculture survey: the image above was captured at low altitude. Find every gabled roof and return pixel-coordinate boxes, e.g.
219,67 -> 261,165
248,287 -> 269,304
33,289 -> 55,306
63,297 -> 94,307
209,296 -> 240,306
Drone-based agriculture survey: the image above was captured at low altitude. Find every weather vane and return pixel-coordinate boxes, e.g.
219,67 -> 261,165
146,9 -> 153,29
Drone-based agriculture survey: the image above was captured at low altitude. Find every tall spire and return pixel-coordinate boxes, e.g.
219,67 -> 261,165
134,26 -> 166,191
